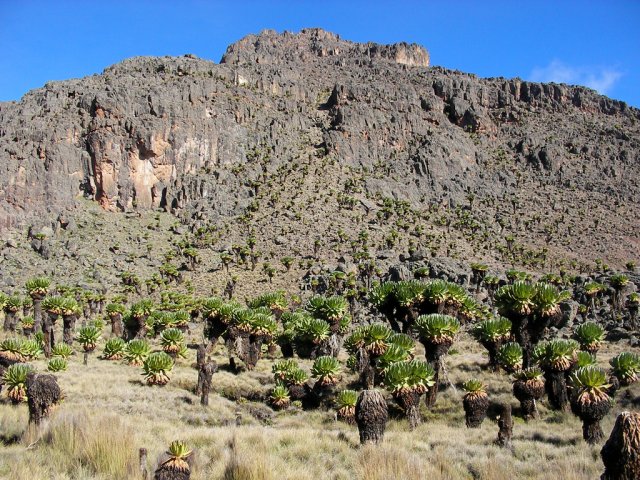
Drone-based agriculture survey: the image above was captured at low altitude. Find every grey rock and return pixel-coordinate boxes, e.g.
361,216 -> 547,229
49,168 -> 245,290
559,300 -> 579,328
30,238 -> 42,253
221,28 -> 429,67
376,250 -> 395,260
170,225 -> 187,235
386,264 -> 412,282
359,198 -> 377,213
39,226 -> 54,238
309,265 -> 323,276
606,327 -> 632,341
408,249 -> 429,262
0,28 -> 636,272
337,261 -> 357,275
428,257 -> 470,285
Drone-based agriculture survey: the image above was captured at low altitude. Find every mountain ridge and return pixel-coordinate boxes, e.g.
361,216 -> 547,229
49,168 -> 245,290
0,29 -> 638,277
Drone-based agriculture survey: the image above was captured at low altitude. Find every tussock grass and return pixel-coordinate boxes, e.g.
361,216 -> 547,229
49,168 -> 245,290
222,435 -> 274,480
3,410 -> 137,480
42,411 -> 137,478
357,444 -> 430,480
0,326 -> 637,479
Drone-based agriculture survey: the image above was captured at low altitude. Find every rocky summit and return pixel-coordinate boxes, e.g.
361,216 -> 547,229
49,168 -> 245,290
0,28 -> 638,289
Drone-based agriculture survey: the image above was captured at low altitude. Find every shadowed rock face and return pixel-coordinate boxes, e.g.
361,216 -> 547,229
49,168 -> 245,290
0,29 -> 638,265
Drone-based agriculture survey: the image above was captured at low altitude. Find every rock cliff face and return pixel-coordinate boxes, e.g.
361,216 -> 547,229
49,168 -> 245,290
0,28 -> 638,266
220,28 -> 430,67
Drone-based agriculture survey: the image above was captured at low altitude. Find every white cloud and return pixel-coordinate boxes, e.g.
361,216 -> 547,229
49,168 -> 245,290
529,60 -> 622,95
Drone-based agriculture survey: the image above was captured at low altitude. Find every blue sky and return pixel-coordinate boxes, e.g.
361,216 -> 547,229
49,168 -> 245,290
1,1 -> 639,107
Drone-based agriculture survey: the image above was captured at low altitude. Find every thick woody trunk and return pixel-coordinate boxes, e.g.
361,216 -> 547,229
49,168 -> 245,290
422,338 -> 452,408
154,464 -> 190,480
571,398 -> 611,444
26,372 -> 62,426
601,411 -> 640,480
513,379 -> 545,420
463,394 -> 490,428
356,390 -> 388,445
195,344 -> 207,395
480,339 -> 503,371
394,390 -> 422,430
496,403 -> 513,448
32,295 -> 44,333
63,314 -> 77,345
544,368 -> 570,411
43,313 -> 58,358
3,311 -> 16,332
110,313 -> 123,337
199,360 -> 217,406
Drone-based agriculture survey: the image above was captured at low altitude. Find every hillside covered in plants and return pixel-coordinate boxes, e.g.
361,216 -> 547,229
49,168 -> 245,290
0,29 -> 639,480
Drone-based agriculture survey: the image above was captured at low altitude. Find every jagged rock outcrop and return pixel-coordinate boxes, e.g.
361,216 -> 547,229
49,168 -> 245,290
0,28 -> 638,266
220,28 -> 430,67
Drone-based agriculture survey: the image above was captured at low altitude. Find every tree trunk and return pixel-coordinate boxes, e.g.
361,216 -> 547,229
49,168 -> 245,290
110,313 -> 123,337
224,329 -> 241,373
125,315 -> 148,340
601,411 -> 640,480
196,344 -> 206,367
355,347 -> 377,389
26,372 -> 62,426
394,390 -> 422,430
195,344 -> 206,394
204,320 -> 226,345
513,379 -> 545,420
32,295 -> 44,334
422,338 -> 452,408
135,316 -> 147,339
544,369 -> 570,411
510,314 -> 543,369
522,398 -> 538,420
481,339 -> 503,371
279,342 -> 294,358
3,311 -> 16,332
139,448 -> 148,480
199,360 -> 217,406
243,335 -> 265,370
463,394 -> 490,428
311,381 -> 339,409
572,398 -> 611,444
62,314 -> 76,345
154,463 -> 190,480
356,390 -> 388,445
496,403 -> 513,448
584,419 -> 605,445
43,314 -> 57,358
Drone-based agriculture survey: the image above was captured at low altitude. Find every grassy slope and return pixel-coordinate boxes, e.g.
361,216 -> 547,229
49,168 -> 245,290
0,319 -> 636,480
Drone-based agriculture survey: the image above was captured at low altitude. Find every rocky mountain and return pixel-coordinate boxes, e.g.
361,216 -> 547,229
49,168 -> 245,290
0,28 -> 638,287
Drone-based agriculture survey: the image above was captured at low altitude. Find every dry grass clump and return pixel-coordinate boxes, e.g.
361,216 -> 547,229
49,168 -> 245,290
357,444 -> 434,480
3,410 -> 137,480
43,411 -> 137,477
0,325 -> 637,479
221,435 -> 275,480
